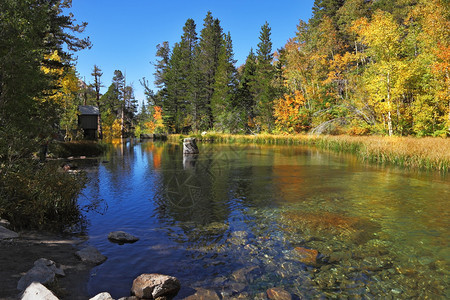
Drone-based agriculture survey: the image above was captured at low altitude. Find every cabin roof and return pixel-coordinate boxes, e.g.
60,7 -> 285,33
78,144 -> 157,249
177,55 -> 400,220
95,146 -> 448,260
79,105 -> 99,115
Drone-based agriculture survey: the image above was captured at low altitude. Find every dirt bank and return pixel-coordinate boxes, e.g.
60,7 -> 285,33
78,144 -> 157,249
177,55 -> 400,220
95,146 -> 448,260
0,231 -> 92,300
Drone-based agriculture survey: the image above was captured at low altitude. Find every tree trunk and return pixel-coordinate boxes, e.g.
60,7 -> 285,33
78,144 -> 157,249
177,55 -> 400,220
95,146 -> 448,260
387,71 -> 393,136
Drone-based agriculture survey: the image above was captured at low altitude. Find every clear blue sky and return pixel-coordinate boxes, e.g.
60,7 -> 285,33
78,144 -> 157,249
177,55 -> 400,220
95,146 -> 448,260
69,0 -> 315,104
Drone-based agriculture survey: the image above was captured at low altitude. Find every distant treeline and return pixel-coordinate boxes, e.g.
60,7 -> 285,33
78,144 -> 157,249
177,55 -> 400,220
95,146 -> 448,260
139,0 -> 449,137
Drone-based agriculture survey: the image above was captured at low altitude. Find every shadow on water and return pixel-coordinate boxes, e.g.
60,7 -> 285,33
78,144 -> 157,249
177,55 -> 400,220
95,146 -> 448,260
78,140 -> 450,299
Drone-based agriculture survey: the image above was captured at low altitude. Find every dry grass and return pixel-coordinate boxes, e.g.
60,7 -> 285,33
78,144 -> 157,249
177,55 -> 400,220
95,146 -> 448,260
168,134 -> 450,171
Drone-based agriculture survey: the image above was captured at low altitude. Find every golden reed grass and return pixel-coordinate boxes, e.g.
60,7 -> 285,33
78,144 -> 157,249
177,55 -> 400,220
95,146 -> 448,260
168,134 -> 450,171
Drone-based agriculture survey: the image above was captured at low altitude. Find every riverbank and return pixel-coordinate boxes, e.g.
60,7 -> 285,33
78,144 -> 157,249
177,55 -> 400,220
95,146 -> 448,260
0,231 -> 91,299
170,133 -> 450,172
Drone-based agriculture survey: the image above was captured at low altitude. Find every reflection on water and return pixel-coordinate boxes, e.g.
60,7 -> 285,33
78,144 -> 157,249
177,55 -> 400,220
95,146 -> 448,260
78,141 -> 450,299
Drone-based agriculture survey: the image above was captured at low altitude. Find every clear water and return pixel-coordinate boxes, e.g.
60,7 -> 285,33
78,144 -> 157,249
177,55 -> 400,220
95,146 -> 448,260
78,140 -> 449,299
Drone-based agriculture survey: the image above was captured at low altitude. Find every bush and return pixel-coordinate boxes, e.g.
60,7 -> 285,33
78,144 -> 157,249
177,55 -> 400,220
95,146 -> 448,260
49,141 -> 105,158
0,161 -> 87,230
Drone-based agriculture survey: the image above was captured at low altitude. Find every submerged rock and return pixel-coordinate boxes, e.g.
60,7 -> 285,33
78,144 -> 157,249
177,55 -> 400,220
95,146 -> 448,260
184,288 -> 220,300
294,247 -> 319,266
266,287 -> 292,300
280,211 -> 380,244
131,273 -> 180,299
75,246 -> 107,265
21,282 -> 59,300
108,231 -> 139,244
0,225 -> 19,239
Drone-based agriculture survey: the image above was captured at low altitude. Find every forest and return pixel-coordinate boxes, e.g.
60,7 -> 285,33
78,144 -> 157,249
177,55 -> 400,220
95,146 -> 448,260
134,0 -> 449,137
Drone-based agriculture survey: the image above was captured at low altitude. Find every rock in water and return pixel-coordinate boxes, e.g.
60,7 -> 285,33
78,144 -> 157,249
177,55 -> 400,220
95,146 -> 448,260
0,225 -> 19,239
108,231 -> 139,244
34,258 -> 65,277
183,138 -> 199,154
131,273 -> 181,299
184,288 -> 220,300
17,258 -> 66,291
89,292 -> 114,300
266,287 -> 292,300
75,246 -> 107,265
21,282 -> 59,300
294,247 -> 319,266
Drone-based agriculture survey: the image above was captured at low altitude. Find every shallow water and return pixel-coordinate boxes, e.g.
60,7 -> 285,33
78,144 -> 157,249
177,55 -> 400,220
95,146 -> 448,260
78,140 -> 449,299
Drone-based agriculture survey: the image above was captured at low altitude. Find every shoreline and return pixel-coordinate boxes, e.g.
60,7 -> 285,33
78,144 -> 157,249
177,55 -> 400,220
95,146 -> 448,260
169,133 -> 450,172
0,231 -> 92,299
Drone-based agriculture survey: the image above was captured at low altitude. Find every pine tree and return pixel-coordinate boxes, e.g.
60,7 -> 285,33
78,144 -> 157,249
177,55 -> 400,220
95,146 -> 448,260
211,32 -> 238,131
198,11 -> 224,129
254,21 -> 276,132
237,49 -> 258,132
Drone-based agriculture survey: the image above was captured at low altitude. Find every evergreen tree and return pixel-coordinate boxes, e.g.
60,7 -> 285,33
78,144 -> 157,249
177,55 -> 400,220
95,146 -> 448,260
254,21 -> 276,132
198,11 -> 224,129
237,49 -> 258,132
211,32 -> 239,131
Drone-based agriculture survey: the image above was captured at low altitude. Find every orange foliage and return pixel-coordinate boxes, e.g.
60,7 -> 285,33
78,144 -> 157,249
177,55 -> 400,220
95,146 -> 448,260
274,90 -> 308,133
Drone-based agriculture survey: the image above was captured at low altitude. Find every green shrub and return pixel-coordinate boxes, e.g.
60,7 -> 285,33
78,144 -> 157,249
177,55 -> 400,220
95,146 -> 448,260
0,161 -> 87,231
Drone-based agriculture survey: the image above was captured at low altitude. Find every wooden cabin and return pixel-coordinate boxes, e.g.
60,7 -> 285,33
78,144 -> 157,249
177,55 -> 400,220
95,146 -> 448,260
78,105 -> 99,140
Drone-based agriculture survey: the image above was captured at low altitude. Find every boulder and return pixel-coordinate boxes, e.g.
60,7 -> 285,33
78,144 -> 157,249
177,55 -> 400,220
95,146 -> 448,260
17,264 -> 55,291
131,273 -> 180,299
89,292 -> 114,300
75,246 -> 107,265
266,287 -> 292,300
0,225 -> 19,239
108,231 -> 139,244
34,258 -> 65,277
183,138 -> 199,155
21,282 -> 59,300
17,258 -> 65,291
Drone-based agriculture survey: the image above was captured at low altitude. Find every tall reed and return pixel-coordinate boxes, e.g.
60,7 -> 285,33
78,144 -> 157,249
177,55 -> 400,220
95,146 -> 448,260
168,134 -> 450,171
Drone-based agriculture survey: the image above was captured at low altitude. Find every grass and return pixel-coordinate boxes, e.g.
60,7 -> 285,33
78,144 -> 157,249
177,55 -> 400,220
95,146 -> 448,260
168,133 -> 450,172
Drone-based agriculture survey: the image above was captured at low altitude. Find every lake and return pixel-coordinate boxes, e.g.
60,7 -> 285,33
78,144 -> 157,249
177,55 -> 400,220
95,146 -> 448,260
78,140 -> 449,299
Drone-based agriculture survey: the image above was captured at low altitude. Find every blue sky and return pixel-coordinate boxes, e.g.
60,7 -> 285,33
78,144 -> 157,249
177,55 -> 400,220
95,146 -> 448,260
69,0 -> 315,103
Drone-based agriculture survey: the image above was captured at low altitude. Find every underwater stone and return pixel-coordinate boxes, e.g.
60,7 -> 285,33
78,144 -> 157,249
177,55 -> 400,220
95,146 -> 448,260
184,288 -> 220,300
75,246 -> 107,265
266,287 -> 292,300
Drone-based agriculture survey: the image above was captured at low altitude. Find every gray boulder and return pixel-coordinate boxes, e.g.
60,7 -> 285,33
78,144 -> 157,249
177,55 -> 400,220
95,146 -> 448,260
75,246 -> 107,265
89,292 -> 114,300
108,231 -> 139,244
17,258 -> 65,291
21,282 -> 59,300
0,225 -> 18,239
17,265 -> 55,291
131,273 -> 180,299
34,258 -> 65,277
